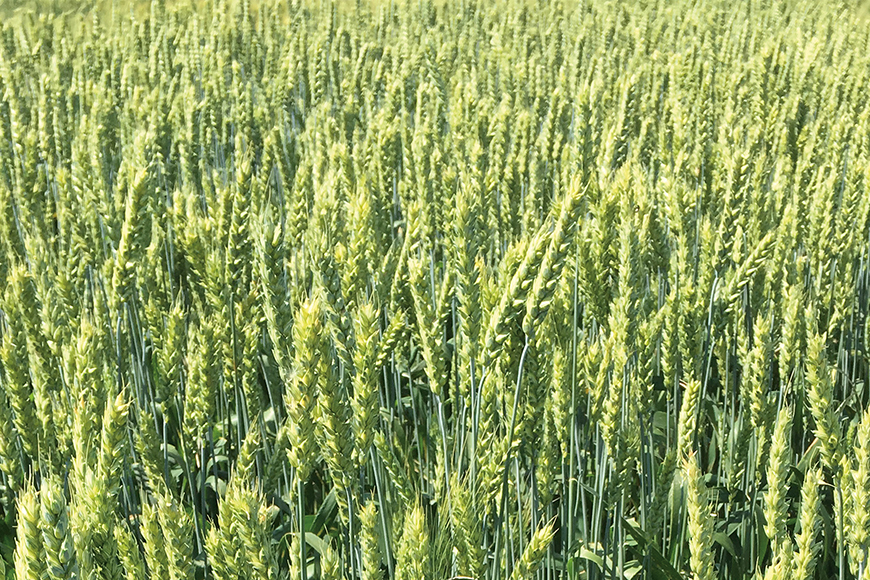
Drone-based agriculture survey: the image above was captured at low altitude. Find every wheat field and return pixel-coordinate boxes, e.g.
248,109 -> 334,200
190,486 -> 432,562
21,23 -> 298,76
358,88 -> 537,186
0,0 -> 868,579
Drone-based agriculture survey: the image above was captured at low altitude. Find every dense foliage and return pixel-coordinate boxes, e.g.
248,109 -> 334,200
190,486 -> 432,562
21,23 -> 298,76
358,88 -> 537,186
0,0 -> 868,579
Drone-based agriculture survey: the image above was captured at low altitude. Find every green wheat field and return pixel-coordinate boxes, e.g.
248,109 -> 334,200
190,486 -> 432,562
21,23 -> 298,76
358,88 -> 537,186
0,0 -> 868,579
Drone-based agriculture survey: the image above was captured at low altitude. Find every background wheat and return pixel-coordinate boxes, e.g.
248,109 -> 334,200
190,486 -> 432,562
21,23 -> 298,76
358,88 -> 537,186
0,0 -> 868,579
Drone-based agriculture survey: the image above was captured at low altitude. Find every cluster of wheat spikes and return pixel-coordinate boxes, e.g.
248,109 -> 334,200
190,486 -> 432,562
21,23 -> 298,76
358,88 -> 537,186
0,0 -> 868,578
